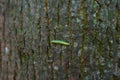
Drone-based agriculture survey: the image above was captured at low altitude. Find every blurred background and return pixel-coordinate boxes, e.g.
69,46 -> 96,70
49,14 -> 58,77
0,0 -> 120,80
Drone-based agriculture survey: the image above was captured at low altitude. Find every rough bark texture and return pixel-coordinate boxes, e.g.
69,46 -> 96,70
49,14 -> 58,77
0,0 -> 120,80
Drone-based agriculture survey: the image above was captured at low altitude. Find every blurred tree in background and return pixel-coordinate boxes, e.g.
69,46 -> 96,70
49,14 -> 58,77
0,0 -> 120,80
